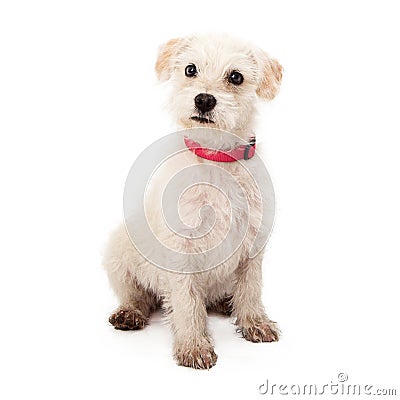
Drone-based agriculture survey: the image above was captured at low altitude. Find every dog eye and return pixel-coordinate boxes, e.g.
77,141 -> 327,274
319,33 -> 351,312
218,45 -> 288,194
228,70 -> 244,85
185,64 -> 197,77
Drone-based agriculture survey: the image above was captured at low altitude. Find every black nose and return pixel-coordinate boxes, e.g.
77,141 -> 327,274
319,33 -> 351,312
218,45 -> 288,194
194,93 -> 216,113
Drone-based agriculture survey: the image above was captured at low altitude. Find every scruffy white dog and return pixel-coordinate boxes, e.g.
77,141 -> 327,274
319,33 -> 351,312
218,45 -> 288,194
104,34 -> 282,369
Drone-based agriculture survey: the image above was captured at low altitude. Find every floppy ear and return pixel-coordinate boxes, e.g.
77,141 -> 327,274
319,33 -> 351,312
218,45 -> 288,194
155,38 -> 185,81
254,50 -> 283,100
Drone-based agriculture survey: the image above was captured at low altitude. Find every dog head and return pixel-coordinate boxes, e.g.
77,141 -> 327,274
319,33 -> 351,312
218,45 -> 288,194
155,34 -> 282,141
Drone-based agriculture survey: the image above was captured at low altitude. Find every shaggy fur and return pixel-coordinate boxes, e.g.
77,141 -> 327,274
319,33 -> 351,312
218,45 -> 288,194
104,34 -> 282,369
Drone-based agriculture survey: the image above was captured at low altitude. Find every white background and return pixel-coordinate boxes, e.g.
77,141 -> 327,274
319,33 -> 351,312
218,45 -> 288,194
1,1 -> 399,399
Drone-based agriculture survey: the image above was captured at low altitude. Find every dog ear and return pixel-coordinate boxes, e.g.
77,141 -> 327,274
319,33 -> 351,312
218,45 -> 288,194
155,38 -> 185,81
254,50 -> 283,100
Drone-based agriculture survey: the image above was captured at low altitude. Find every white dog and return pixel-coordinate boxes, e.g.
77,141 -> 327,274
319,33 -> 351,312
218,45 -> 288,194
103,34 -> 282,369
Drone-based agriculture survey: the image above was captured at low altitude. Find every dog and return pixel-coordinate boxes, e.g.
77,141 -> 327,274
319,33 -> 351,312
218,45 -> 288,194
103,34 -> 283,369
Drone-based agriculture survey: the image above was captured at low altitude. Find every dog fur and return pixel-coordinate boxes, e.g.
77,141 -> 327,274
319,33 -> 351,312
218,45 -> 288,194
103,34 -> 282,369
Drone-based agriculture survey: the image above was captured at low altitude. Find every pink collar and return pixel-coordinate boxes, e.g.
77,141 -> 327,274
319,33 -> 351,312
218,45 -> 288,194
184,136 -> 256,162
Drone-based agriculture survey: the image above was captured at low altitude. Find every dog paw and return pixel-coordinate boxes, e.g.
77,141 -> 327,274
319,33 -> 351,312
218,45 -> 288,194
109,308 -> 147,331
175,344 -> 218,369
238,320 -> 280,343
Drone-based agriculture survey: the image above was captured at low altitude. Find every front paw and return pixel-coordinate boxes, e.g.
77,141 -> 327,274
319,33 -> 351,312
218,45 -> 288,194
238,319 -> 280,343
174,343 -> 218,369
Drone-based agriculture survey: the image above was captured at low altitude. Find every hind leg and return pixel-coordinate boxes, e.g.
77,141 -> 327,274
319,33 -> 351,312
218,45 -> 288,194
104,225 -> 159,330
108,274 -> 158,330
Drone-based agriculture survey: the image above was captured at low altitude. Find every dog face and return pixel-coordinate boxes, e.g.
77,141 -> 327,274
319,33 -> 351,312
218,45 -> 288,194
155,34 -> 282,137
